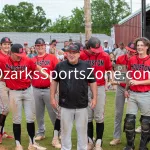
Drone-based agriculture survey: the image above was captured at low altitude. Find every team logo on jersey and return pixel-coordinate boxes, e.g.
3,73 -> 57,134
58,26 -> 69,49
86,60 -> 104,66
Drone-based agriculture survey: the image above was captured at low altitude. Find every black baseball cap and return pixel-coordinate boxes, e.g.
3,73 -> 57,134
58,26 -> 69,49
65,44 -> 80,53
35,38 -> 45,45
1,37 -> 12,44
125,42 -> 136,53
74,42 -> 83,51
11,44 -> 26,57
87,37 -> 102,53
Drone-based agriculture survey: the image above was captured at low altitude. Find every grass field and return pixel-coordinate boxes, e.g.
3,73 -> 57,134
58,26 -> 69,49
0,91 -> 149,150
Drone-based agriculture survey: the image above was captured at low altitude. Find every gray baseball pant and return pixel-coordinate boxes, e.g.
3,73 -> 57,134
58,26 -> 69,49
61,107 -> 88,150
9,86 -> 35,124
0,81 -> 9,115
126,91 -> 150,115
88,86 -> 106,123
113,85 -> 126,139
33,87 -> 56,136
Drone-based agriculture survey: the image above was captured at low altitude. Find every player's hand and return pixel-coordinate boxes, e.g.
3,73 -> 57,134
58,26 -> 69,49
50,98 -> 58,109
90,99 -> 97,109
110,80 -> 119,85
124,90 -> 130,98
129,80 -> 140,85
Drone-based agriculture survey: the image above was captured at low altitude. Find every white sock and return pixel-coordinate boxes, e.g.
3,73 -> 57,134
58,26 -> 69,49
54,130 -> 59,138
29,136 -> 35,144
16,140 -> 21,146
88,137 -> 93,144
96,139 -> 102,145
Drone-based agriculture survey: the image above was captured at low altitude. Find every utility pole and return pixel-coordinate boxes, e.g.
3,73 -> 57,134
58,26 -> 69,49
84,0 -> 92,40
141,0 -> 146,37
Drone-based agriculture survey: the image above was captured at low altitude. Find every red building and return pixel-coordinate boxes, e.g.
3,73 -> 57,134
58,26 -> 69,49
111,4 -> 150,46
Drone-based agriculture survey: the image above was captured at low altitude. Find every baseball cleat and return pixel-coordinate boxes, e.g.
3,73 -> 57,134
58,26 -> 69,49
110,139 -> 121,146
52,137 -> 61,149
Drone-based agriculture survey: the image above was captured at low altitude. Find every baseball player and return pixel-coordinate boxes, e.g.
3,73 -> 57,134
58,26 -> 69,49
123,37 -> 150,150
50,44 -> 97,150
109,42 -> 136,146
32,38 -> 58,141
0,43 -> 48,150
0,37 -> 14,143
80,37 -> 113,150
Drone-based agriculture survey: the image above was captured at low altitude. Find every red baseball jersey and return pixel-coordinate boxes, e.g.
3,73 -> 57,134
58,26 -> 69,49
116,54 -> 129,88
0,51 -> 9,82
0,56 -> 37,90
32,53 -> 58,88
80,50 -> 112,86
128,55 -> 150,92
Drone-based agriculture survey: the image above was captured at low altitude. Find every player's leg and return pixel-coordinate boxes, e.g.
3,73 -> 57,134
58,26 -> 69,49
0,81 -> 13,142
9,90 -> 23,149
61,107 -> 74,150
110,85 -> 125,145
33,87 -> 46,140
137,92 -> 150,150
123,91 -> 138,150
44,88 -> 56,125
52,106 -> 61,148
24,87 -> 46,150
75,108 -> 88,150
139,116 -> 150,150
87,87 -> 94,150
94,86 -> 106,150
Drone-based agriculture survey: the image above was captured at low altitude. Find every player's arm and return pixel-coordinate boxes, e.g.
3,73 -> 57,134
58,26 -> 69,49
36,65 -> 50,79
87,63 -> 97,109
129,80 -> 150,85
50,64 -> 60,109
50,80 -> 59,109
89,82 -> 97,109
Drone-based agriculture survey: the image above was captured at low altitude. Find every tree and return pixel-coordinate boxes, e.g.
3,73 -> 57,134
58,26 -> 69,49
47,7 -> 84,33
0,2 -> 51,32
91,0 -> 131,34
47,16 -> 70,33
68,7 -> 84,33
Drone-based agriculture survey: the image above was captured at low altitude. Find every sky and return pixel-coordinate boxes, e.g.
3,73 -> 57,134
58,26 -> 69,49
0,0 -> 150,22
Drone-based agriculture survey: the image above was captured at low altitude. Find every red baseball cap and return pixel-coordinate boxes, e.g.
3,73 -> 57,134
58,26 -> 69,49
11,44 -> 26,57
125,42 -> 136,53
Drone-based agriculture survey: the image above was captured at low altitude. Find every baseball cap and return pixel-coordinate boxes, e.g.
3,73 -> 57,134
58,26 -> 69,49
35,38 -> 45,45
1,37 -> 12,44
74,42 -> 83,51
65,44 -> 80,53
87,37 -> 102,53
11,44 -> 26,57
125,42 -> 136,52
104,40 -> 108,43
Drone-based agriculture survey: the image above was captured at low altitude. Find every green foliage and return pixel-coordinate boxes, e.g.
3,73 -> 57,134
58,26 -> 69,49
91,0 -> 131,35
0,2 -> 51,32
49,0 -> 131,35
0,0 -> 130,34
47,7 -> 84,33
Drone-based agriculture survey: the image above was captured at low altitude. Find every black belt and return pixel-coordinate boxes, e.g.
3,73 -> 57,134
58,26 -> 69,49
131,90 -> 149,93
34,86 -> 49,89
11,85 -> 31,91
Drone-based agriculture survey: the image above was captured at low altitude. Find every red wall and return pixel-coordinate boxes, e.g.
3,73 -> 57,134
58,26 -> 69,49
114,13 -> 141,46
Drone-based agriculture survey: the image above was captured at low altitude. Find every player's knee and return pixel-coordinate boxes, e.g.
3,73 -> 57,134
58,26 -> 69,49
124,114 -> 136,132
140,115 -> 150,133
95,116 -> 104,123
